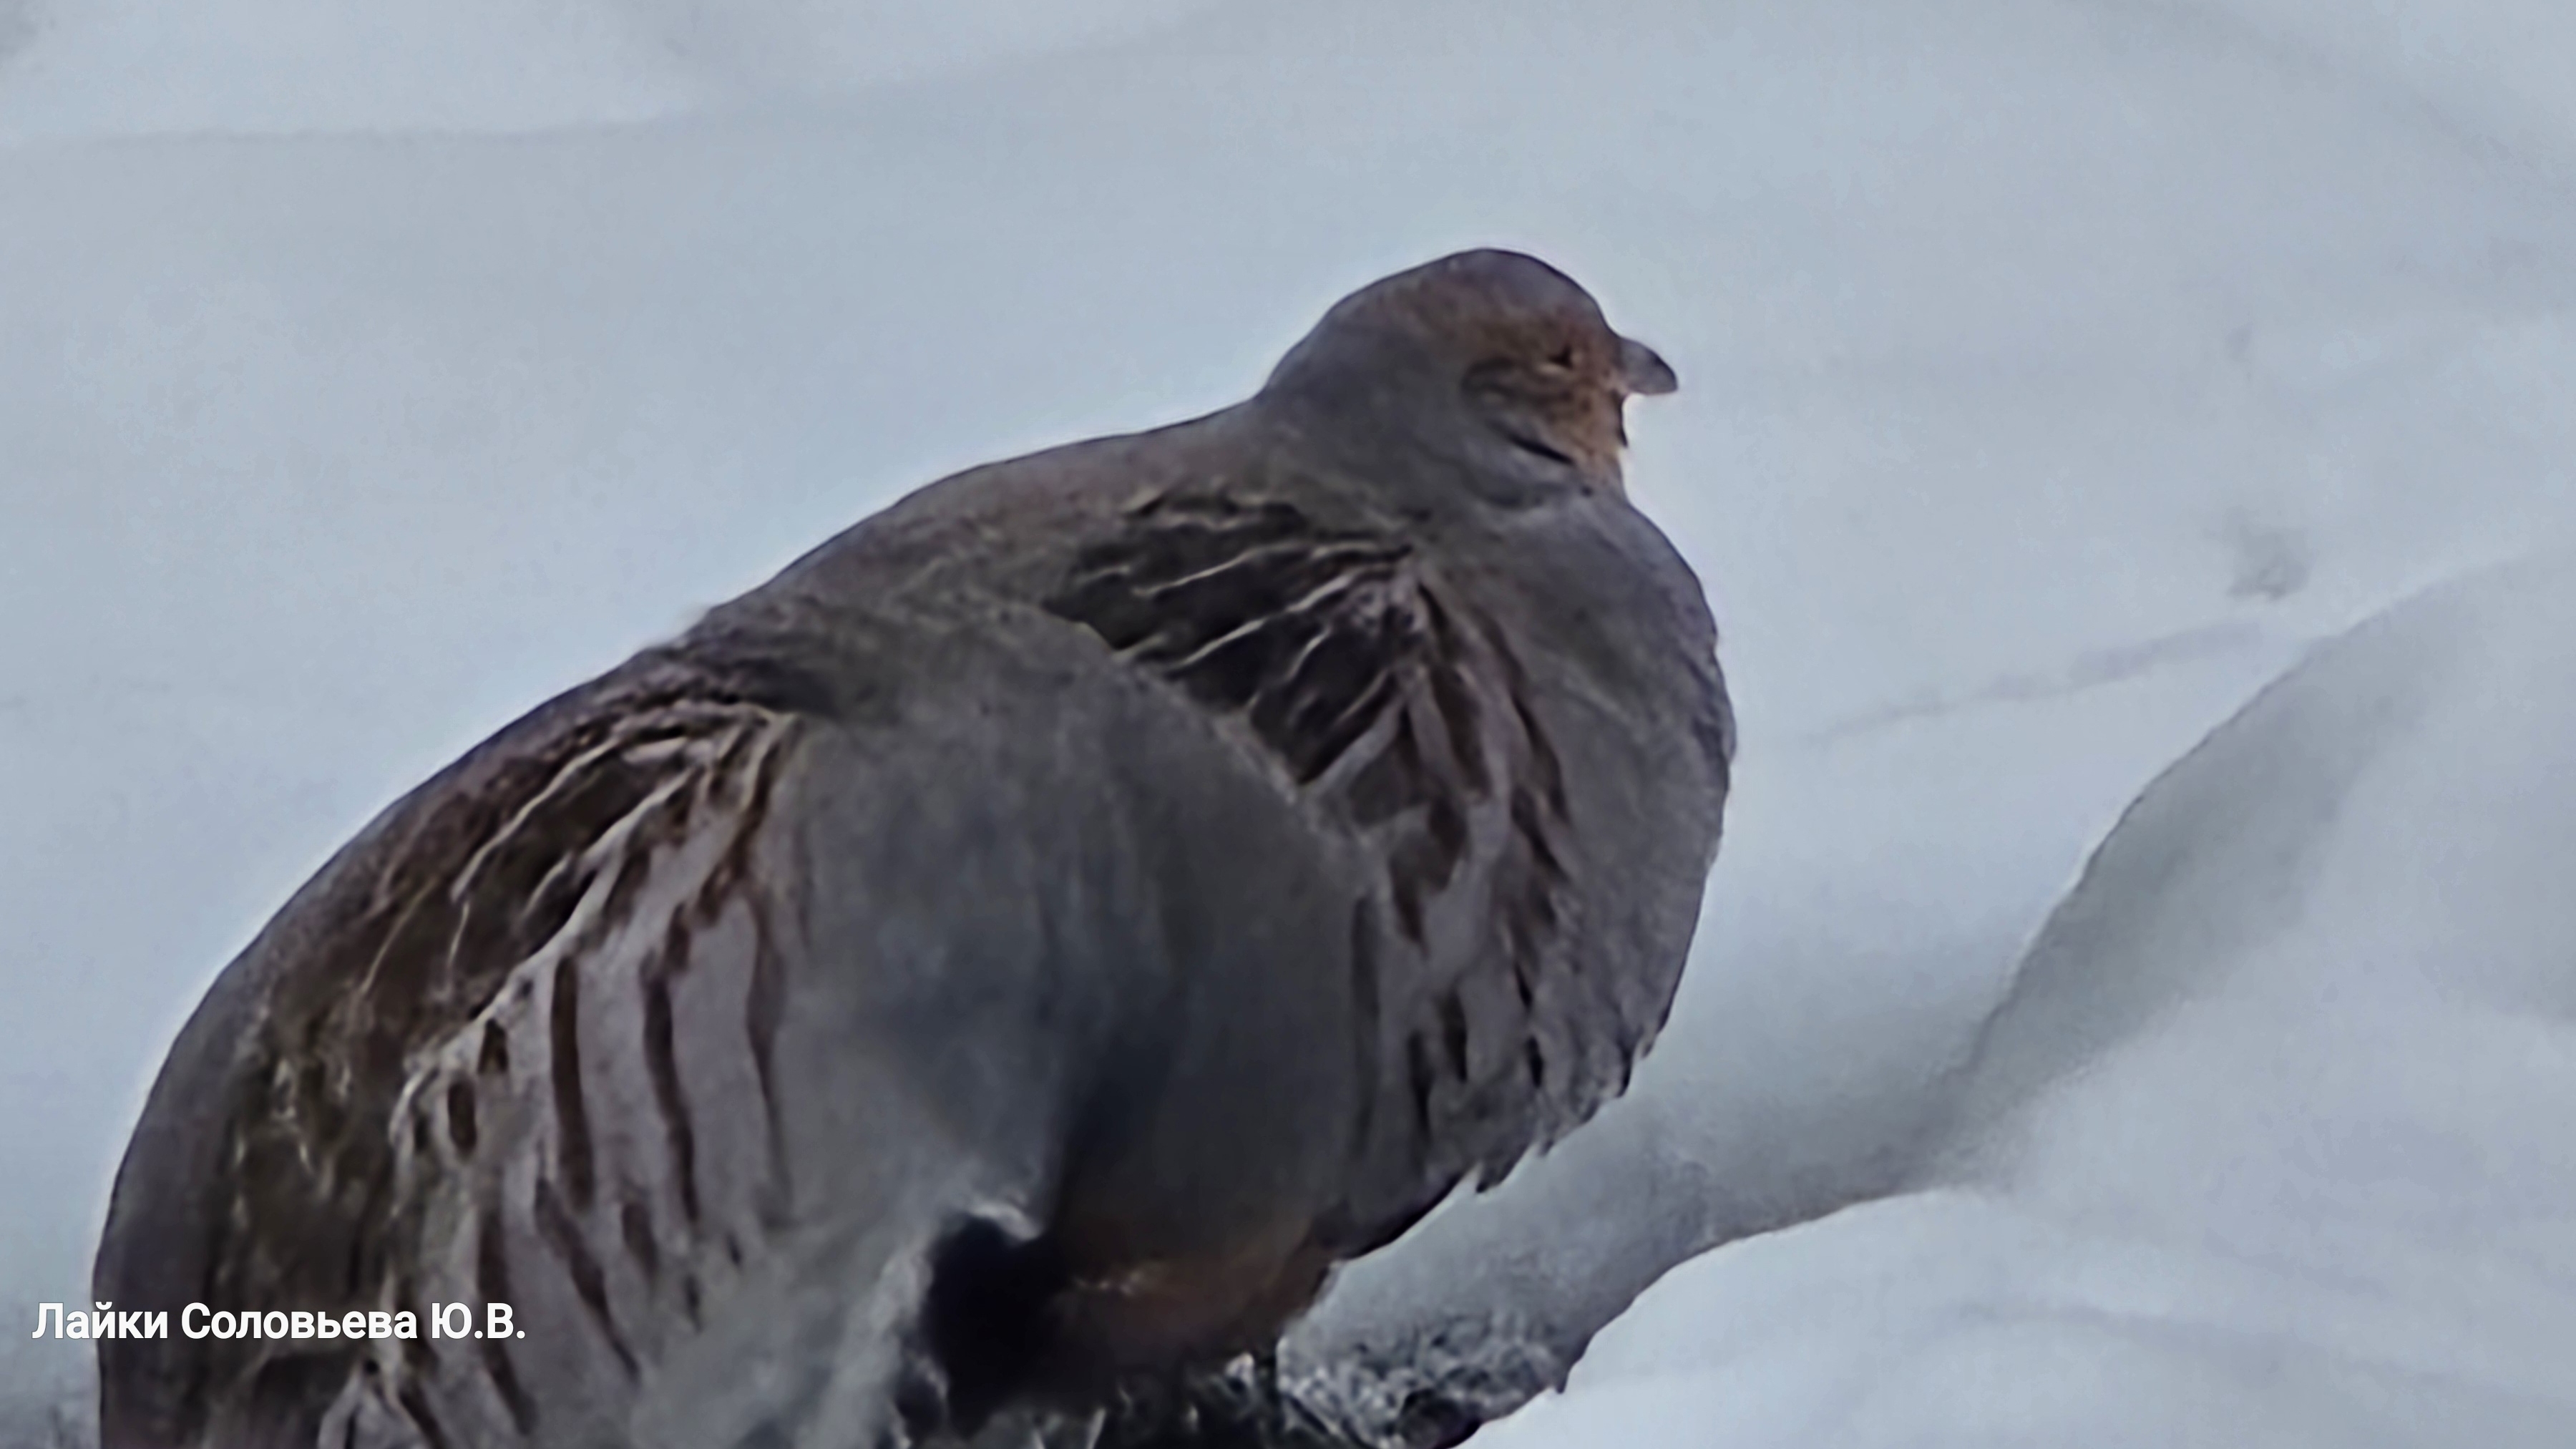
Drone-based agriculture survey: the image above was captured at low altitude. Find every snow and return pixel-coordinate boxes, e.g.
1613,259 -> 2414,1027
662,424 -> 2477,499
6,0 -> 2576,1441
1475,557 -> 2576,1448
0,0 -> 1219,140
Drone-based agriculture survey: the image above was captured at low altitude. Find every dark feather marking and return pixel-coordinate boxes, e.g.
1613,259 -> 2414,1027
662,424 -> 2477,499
1136,555 -> 1341,666
1346,903 -> 1382,1161
345,1178 -> 391,1298
620,1199 -> 661,1284
1510,791 -> 1566,884
701,726 -> 788,937
550,959 -> 593,1211
1419,594 -> 1488,792
1045,497 -> 1415,787
1528,716 -> 1568,821
1389,832 -> 1461,947
397,1382 -> 454,1449
1423,795 -> 1467,884
743,898 -> 791,1229
1390,872 -> 1426,945
461,755 -> 652,966
477,1022 -> 509,1078
1245,640 -> 1362,752
443,1081 -> 478,1157
1282,670 -> 1397,786
1269,613 -> 1402,780
1428,663 -> 1487,792
641,963 -> 701,1232
582,841 -> 660,958
1525,1038 -> 1547,1090
693,764 -> 759,924
1346,715 -> 1425,829
534,1176 -> 640,1379
1505,918 -> 1538,1009
1404,1032 -> 1438,1144
1170,613 -> 1324,711
396,1274 -> 431,1372
514,854 -> 590,950
1436,992 -> 1470,1082
475,1221 -> 536,1433
1044,579 -> 1160,653
1482,624 -> 1571,821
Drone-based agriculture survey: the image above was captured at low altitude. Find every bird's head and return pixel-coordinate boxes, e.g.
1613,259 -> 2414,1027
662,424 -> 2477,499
1259,248 -> 1678,501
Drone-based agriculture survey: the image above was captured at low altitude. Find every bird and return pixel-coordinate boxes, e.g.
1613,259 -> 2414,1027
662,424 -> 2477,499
91,248 -> 1735,1449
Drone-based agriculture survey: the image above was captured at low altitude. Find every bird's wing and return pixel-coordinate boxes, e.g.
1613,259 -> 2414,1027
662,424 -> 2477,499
94,648 -> 832,1449
1037,486 -> 1694,1243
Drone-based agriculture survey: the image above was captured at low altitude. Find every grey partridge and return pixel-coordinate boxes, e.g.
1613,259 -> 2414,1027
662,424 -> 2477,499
92,249 -> 1734,1449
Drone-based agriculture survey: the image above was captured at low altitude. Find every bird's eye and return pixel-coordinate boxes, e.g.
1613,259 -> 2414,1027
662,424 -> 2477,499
1546,346 -> 1576,370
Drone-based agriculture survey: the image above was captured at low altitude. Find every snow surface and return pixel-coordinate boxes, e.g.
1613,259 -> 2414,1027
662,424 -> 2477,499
6,0 -> 2576,1441
0,0 -> 1220,140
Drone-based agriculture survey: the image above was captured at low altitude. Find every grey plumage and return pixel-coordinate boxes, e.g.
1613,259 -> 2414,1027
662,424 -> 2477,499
92,249 -> 1733,1449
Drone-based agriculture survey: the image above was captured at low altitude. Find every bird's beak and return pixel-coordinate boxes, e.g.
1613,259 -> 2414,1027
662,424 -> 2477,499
1616,336 -> 1678,397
